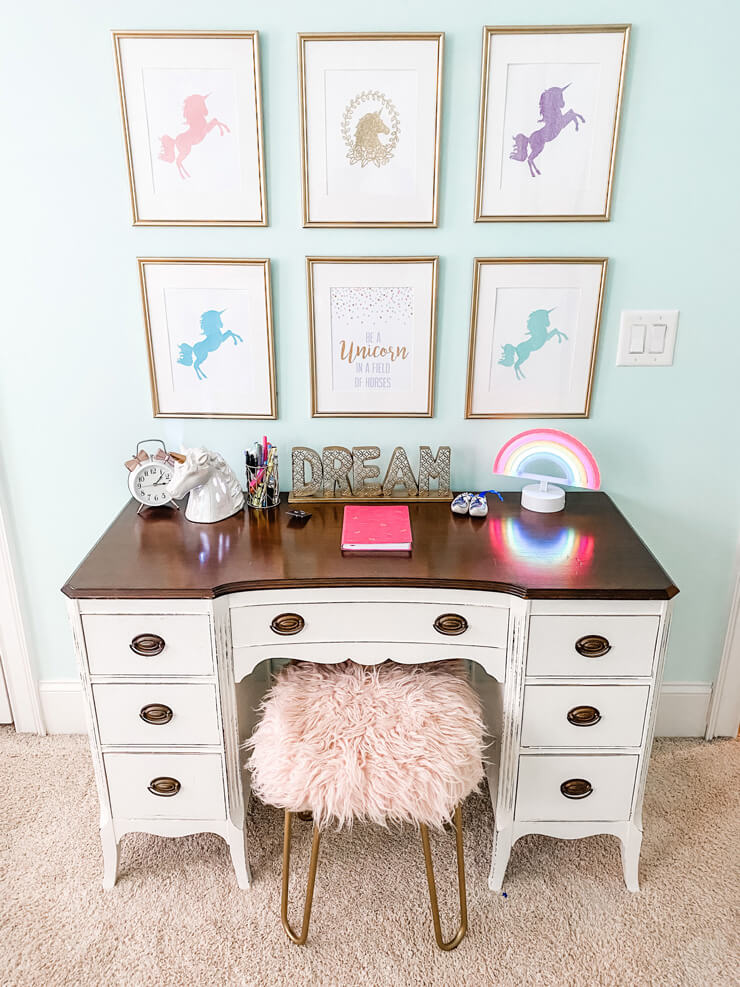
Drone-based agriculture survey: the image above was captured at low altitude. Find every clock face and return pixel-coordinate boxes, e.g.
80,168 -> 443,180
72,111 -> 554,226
131,463 -> 173,506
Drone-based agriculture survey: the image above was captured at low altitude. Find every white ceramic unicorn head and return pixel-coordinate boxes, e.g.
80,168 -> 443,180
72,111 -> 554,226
166,447 -> 244,524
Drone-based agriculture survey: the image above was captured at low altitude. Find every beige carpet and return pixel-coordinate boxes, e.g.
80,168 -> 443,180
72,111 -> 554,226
1,729 -> 738,987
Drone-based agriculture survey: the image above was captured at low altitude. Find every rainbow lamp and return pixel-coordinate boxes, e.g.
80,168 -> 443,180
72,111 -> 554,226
494,429 -> 600,513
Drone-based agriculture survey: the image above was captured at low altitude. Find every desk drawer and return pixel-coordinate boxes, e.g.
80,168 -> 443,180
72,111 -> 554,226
93,683 -> 221,747
527,615 -> 659,677
515,754 -> 639,822
521,684 -> 650,749
83,614 -> 213,677
104,752 -> 226,820
231,601 -> 508,650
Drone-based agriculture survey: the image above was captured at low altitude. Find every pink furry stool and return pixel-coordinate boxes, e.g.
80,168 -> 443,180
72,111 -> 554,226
245,660 -> 485,950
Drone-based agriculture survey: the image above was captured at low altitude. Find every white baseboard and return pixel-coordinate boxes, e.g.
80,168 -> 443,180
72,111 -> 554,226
37,678 -> 714,738
38,680 -> 86,734
654,682 -> 712,737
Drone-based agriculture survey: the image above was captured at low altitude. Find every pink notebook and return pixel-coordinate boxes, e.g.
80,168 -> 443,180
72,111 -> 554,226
341,505 -> 412,552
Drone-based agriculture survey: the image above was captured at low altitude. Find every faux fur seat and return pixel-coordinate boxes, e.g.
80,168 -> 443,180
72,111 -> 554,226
246,660 -> 485,829
246,659 -> 486,949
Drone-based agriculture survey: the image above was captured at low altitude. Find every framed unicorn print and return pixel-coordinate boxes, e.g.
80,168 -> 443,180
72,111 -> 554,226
113,32 -> 267,226
474,25 -> 630,222
465,258 -> 607,419
307,257 -> 438,417
138,258 -> 277,419
298,34 -> 444,227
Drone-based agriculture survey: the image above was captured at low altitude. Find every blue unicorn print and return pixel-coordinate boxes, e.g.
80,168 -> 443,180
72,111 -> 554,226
498,308 -> 568,381
177,309 -> 243,381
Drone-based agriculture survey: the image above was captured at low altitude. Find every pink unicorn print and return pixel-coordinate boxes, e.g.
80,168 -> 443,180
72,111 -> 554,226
159,94 -> 230,179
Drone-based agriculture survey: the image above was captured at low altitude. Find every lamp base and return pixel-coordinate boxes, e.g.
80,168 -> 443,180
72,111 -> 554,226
521,482 -> 565,513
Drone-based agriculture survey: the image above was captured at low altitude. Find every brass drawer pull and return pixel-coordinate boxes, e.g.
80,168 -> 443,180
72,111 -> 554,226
560,778 -> 593,800
270,613 -> 305,636
433,613 -> 469,636
139,703 -> 173,726
130,633 -> 166,657
147,777 -> 181,797
566,705 -> 602,727
574,634 -> 611,659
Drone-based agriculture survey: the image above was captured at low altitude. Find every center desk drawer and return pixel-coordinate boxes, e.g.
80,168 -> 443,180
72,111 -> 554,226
93,683 -> 221,747
82,614 -> 213,677
527,615 -> 660,677
231,602 -> 508,650
103,752 -> 226,820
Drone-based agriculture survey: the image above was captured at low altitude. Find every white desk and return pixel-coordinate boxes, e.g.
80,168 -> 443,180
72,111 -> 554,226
63,493 -> 677,892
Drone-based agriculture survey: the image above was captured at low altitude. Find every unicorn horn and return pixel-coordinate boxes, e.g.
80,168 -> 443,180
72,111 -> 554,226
218,309 -> 227,315
547,307 -> 557,313
560,83 -> 571,92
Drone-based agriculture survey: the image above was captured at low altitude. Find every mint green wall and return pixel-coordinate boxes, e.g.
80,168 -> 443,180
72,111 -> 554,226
1,1 -> 738,682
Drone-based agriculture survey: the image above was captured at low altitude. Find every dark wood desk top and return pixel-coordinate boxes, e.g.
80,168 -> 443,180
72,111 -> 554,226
62,492 -> 678,601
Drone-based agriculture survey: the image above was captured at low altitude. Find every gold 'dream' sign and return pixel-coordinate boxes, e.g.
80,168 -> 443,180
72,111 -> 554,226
289,446 -> 452,503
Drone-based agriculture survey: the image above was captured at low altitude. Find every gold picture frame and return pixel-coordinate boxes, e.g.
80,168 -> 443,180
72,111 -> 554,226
474,25 -> 630,222
306,256 -> 438,417
465,257 -> 608,419
298,33 -> 444,227
139,258 -> 277,419
113,31 -> 268,226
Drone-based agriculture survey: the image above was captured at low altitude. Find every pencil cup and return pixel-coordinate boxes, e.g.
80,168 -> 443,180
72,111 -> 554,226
245,456 -> 280,510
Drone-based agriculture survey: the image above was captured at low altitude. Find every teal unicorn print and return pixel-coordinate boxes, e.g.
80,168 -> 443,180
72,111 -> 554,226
498,308 -> 568,381
178,309 -> 243,381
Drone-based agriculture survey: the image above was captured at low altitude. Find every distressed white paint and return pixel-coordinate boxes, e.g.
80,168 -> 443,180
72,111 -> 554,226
65,589 -> 679,894
521,684 -> 650,748
66,597 -> 250,890
39,676 -> 712,739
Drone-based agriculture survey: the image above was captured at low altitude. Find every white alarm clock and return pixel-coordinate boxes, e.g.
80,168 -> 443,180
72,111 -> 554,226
124,440 -> 179,514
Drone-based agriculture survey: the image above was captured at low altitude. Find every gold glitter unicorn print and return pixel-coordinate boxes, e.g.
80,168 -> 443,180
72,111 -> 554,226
341,91 -> 400,168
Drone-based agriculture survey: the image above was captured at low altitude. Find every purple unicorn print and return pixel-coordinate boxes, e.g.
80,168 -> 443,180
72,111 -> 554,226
510,84 -> 585,177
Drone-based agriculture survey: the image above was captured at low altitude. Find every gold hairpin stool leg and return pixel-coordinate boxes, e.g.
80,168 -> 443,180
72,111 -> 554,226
281,810 -> 321,945
419,804 -> 468,951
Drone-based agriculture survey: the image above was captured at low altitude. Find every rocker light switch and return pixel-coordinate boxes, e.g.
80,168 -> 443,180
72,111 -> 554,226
647,323 -> 667,353
629,324 -> 646,353
616,310 -> 679,366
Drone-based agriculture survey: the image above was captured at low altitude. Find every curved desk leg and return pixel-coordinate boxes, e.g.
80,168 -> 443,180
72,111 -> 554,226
620,823 -> 642,892
488,825 -> 513,892
101,819 -> 119,890
227,819 -> 251,889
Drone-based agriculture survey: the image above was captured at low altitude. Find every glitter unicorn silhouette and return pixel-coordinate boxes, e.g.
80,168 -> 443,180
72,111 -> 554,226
348,111 -> 391,168
499,308 -> 568,380
159,94 -> 230,179
510,85 -> 585,177
177,310 -> 243,381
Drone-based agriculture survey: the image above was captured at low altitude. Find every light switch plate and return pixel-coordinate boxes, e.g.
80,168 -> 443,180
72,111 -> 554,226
616,310 -> 679,366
